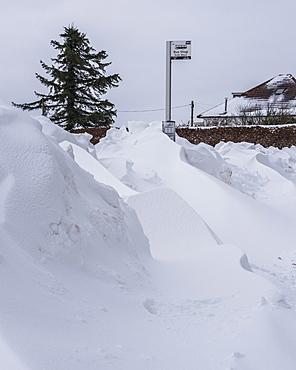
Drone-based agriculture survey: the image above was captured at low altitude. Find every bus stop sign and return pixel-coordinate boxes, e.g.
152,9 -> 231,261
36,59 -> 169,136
170,41 -> 191,60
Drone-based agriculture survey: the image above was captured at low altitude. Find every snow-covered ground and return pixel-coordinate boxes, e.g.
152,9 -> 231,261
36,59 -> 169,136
1,100 -> 296,369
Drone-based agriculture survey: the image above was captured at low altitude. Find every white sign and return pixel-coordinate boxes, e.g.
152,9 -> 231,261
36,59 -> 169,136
170,41 -> 191,60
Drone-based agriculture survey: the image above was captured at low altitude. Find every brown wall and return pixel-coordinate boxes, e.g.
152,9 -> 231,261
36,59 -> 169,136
176,126 -> 296,149
73,125 -> 296,149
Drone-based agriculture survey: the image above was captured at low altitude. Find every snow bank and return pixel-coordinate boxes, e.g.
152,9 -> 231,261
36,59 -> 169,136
2,109 -> 296,369
0,102 -> 150,269
0,103 -> 154,369
216,141 -> 296,200
95,122 -> 296,264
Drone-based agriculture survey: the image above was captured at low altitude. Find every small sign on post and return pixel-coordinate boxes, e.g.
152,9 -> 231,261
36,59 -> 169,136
163,40 -> 191,141
162,121 -> 176,141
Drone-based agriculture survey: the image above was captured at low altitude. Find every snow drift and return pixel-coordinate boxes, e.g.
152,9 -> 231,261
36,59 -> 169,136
0,102 -> 150,267
1,103 -> 296,369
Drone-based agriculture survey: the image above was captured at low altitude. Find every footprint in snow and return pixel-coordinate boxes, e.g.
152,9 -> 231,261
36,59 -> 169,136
143,298 -> 158,315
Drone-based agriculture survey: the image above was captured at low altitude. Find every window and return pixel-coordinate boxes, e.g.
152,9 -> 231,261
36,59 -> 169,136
275,88 -> 286,95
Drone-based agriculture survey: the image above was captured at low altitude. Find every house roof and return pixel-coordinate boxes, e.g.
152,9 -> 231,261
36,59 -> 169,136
235,74 -> 296,100
200,74 -> 296,118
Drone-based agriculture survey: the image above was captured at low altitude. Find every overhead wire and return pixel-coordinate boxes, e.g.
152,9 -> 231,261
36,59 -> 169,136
117,102 -> 216,113
117,103 -> 190,113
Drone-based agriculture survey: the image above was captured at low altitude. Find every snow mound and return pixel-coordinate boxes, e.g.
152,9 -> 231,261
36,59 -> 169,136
0,102 -> 150,273
96,121 -> 296,264
96,123 -> 163,193
127,187 -> 220,259
216,141 -> 296,202
59,141 -> 137,197
178,137 -> 269,198
2,106 -> 296,369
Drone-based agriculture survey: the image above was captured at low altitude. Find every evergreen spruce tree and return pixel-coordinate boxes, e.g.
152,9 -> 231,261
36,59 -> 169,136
13,25 -> 121,131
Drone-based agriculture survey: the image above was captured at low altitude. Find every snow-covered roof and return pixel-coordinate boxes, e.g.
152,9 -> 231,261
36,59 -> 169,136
200,74 -> 296,118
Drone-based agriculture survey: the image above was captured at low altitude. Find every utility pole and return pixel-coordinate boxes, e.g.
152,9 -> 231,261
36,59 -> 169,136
190,100 -> 194,126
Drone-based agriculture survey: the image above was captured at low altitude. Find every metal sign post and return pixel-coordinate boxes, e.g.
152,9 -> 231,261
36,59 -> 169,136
162,40 -> 191,141
165,41 -> 172,122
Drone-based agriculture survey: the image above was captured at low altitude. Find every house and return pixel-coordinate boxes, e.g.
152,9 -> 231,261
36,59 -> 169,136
198,74 -> 296,126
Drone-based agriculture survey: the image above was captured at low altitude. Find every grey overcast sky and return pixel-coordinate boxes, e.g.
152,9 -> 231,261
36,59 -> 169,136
1,0 -> 296,125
